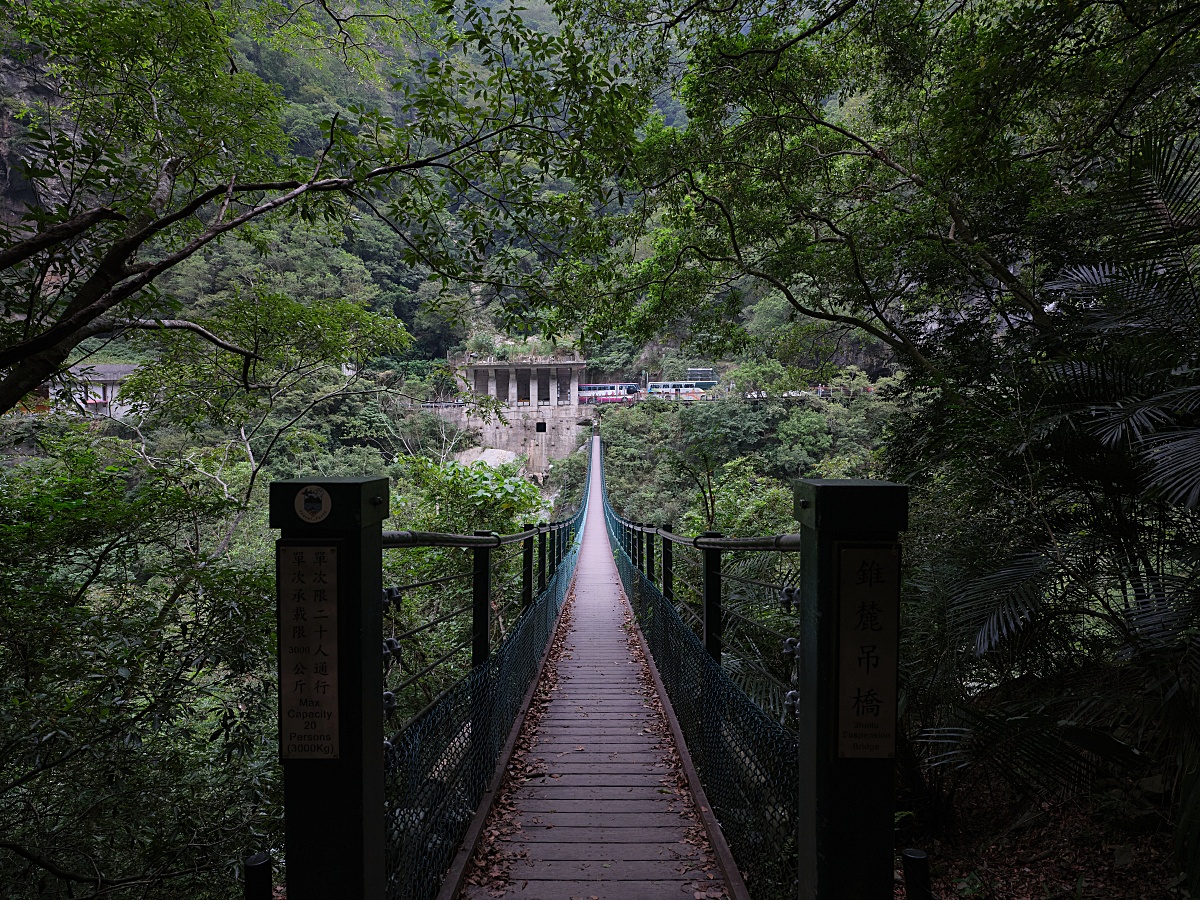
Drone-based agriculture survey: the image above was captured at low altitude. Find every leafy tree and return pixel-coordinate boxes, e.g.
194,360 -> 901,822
557,0 -> 1200,878
0,423 -> 277,898
383,458 -> 545,720
119,287 -> 409,503
0,0 -> 643,414
550,0 -> 1200,377
679,457 -> 792,537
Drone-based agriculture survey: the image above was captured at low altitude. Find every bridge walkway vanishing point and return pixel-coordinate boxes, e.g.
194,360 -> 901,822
458,436 -> 737,900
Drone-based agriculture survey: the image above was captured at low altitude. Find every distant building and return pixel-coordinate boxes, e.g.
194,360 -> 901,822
439,350 -> 589,479
686,367 -> 717,382
55,364 -> 139,418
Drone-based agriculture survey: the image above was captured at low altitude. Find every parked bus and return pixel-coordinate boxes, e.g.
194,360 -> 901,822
578,383 -> 640,404
645,381 -> 715,401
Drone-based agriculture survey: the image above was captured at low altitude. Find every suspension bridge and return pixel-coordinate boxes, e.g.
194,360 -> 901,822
265,432 -> 910,900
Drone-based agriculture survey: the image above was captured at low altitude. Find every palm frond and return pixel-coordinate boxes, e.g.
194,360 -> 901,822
919,704 -> 1131,798
947,553 -> 1050,656
1107,135 -> 1200,261
1123,584 -> 1195,649
1140,428 -> 1200,508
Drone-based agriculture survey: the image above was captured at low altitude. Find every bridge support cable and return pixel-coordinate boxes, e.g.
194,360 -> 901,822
268,446 -> 592,900
601,442 -> 908,900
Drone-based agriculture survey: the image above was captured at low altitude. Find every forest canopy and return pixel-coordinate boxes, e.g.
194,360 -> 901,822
2,0 -> 1200,896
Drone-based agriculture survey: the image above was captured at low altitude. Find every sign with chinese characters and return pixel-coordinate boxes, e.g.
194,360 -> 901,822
278,544 -> 339,759
836,544 -> 900,758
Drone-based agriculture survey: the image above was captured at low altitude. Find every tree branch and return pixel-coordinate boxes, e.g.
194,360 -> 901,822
0,840 -> 215,890
84,318 -> 262,360
0,207 -> 127,272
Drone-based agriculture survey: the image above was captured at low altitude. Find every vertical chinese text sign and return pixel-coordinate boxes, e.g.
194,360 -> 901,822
278,545 -> 340,759
837,545 -> 899,758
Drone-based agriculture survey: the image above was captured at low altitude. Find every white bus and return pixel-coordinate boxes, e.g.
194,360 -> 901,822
578,383 -> 639,404
645,381 -> 714,401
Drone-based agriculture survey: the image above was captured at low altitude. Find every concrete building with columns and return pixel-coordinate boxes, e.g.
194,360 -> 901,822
440,350 -> 591,479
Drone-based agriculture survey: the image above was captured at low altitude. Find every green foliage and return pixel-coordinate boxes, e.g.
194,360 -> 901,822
887,138 -> 1200,883
547,444 -> 590,518
679,457 -> 792,537
383,458 -> 546,721
584,336 -> 640,380
123,289 -> 409,430
0,1 -> 643,892
553,0 -> 1200,873
0,422 -> 278,897
0,0 -> 647,415
598,374 -> 895,527
397,457 -> 544,535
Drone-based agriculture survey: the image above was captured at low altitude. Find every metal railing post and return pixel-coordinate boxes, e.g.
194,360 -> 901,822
538,525 -> 547,593
794,479 -> 908,900
269,477 -> 388,900
646,527 -> 656,587
472,532 -> 492,667
902,849 -> 932,900
701,532 -> 722,663
522,523 -> 535,609
635,524 -> 644,572
244,851 -> 271,900
662,532 -> 673,603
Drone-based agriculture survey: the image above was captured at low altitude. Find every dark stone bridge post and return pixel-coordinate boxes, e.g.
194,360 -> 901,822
270,477 -> 389,900
794,479 -> 908,900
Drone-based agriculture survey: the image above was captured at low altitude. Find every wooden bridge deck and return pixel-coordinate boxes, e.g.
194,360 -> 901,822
459,438 -> 731,899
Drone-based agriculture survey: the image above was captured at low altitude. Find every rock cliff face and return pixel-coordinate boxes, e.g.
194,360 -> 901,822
0,52 -> 53,225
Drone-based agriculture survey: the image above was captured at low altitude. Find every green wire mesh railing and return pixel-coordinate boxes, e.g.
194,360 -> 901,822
601,457 -> 799,900
381,452 -> 589,900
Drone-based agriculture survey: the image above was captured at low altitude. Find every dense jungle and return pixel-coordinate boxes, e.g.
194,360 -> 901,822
1,0 -> 1199,896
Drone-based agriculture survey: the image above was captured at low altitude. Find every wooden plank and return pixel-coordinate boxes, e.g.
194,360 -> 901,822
517,799 -> 683,813
461,881 -> 716,900
511,826 -> 693,843
520,786 -> 674,799
535,725 -> 657,734
532,763 -> 670,775
521,773 -> 671,786
515,812 -> 691,828
498,842 -> 700,862
537,753 -> 666,763
505,860 -> 711,880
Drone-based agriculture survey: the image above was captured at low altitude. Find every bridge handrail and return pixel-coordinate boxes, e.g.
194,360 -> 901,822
625,523 -> 804,552
382,520 -> 572,549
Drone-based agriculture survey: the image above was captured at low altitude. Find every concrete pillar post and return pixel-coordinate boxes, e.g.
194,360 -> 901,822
486,367 -> 496,399
508,366 -> 518,407
569,367 -> 579,406
269,478 -> 389,900
794,479 -> 908,900
549,367 -> 559,406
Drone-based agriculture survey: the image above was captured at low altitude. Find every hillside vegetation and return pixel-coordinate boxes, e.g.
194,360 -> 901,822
2,0 -> 1199,896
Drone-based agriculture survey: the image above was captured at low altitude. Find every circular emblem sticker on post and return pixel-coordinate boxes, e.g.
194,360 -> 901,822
294,485 -> 332,524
